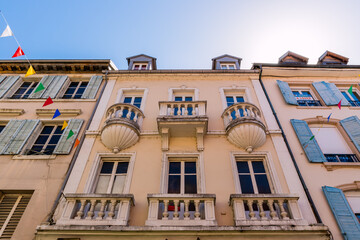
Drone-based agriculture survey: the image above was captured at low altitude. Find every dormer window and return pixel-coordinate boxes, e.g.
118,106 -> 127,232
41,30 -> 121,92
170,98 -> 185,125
220,63 -> 236,70
133,63 -> 148,70
127,54 -> 157,70
212,54 -> 241,70
317,51 -> 348,65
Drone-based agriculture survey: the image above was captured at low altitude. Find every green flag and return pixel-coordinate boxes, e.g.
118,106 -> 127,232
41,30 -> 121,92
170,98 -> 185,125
348,85 -> 353,95
310,136 -> 314,141
34,83 -> 45,93
67,130 -> 74,139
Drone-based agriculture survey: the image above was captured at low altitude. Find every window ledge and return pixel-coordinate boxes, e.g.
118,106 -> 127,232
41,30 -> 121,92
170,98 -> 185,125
12,155 -> 57,160
323,162 -> 360,171
36,109 -> 82,117
0,108 -> 24,116
296,106 -> 331,109
0,99 -> 96,102
349,106 -> 360,110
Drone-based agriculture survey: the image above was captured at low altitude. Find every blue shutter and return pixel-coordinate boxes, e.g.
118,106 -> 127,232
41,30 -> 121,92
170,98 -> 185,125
276,80 -> 298,105
290,119 -> 326,162
53,119 -> 84,154
340,116 -> 360,153
329,83 -> 350,106
81,75 -> 103,99
322,186 -> 360,240
0,76 -> 20,98
312,81 -> 348,106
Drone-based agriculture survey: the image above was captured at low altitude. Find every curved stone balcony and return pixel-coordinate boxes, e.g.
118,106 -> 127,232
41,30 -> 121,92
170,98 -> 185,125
101,103 -> 144,152
222,102 -> 266,152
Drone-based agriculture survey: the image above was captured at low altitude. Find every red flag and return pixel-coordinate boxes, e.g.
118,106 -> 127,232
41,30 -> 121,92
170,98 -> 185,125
12,46 -> 25,58
74,139 -> 80,148
337,100 -> 341,110
42,97 -> 53,107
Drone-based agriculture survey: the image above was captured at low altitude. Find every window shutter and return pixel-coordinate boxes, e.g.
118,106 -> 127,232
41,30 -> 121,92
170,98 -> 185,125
329,83 -> 350,106
0,76 -> 20,98
42,75 -> 69,98
81,75 -> 103,99
312,81 -> 347,106
0,75 -> 6,84
290,119 -> 326,162
340,116 -> 360,153
28,75 -> 55,98
322,186 -> 360,240
0,120 -> 24,154
53,119 -> 84,154
2,120 -> 40,155
276,80 -> 298,105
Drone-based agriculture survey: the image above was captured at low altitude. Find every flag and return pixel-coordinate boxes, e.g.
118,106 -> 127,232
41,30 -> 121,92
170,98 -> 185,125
348,85 -> 353,95
310,136 -> 314,141
52,109 -> 61,119
327,113 -> 332,122
25,65 -> 36,77
61,121 -> 68,131
34,83 -> 45,93
0,25 -> 13,38
67,130 -> 74,139
42,97 -> 53,107
74,138 -> 80,148
12,46 -> 25,58
338,100 -> 342,110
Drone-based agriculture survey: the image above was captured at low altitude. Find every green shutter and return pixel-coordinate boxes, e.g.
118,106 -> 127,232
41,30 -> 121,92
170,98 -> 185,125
312,81 -> 348,106
81,75 -> 103,99
0,120 -> 24,154
28,75 -> 55,98
42,75 -> 68,98
290,119 -> 326,162
340,116 -> 360,153
3,120 -> 40,154
53,119 -> 84,154
0,76 -> 20,98
322,186 -> 360,240
276,80 -> 298,105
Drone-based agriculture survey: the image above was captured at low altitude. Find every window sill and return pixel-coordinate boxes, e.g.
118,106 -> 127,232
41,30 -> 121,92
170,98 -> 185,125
296,106 -> 331,109
323,162 -> 360,171
349,106 -> 360,110
12,155 -> 57,160
0,99 -> 96,102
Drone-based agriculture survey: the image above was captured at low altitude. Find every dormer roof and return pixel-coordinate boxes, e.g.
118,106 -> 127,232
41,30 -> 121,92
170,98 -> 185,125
317,51 -> 349,65
212,54 -> 242,70
126,54 -> 157,70
278,51 -> 308,65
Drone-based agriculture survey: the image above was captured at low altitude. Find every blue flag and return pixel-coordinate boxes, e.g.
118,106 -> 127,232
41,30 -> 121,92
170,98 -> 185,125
52,109 -> 61,119
327,113 -> 332,122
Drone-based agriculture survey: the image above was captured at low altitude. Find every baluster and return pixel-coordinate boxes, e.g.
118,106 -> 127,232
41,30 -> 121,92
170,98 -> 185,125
258,200 -> 267,220
96,199 -> 107,220
173,200 -> 179,219
126,107 -> 131,119
177,105 -> 182,116
184,103 -> 188,116
247,200 -> 257,220
170,104 -> 174,116
278,200 -> 289,220
106,199 -> 117,220
241,106 -> 246,117
235,106 -> 240,118
228,111 -> 233,121
134,112 -> 139,122
195,104 -> 199,116
86,199 -> 97,219
75,199 -> 87,219
118,106 -> 123,118
162,200 -> 169,220
268,200 -> 279,220
184,200 -> 190,220
194,200 -> 201,220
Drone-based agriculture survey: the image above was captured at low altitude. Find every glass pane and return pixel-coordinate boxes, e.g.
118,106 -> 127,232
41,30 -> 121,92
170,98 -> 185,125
134,97 -> 142,104
342,92 -> 352,101
76,87 -> 85,94
168,175 -> 180,193
116,162 -> 129,174
34,135 -> 48,144
221,65 -> 227,69
54,126 -> 63,134
252,161 -> 266,173
141,65 -> 147,70
44,145 -> 56,154
123,97 -> 132,103
185,162 -> 196,173
42,126 -> 54,134
133,65 -> 139,70
100,162 -> 114,174
95,175 -> 111,193
112,175 -> 126,193
48,135 -> 61,145
185,175 -> 197,194
74,94 -> 83,99
0,126 -> 4,134
175,97 -> 182,101
80,82 -> 88,88
255,175 -> 271,194
226,96 -> 234,106
185,97 -> 193,101
65,87 -> 76,95
236,161 -> 250,173
169,162 -> 181,174
239,175 -> 254,194
229,65 -> 235,70
236,96 -> 244,103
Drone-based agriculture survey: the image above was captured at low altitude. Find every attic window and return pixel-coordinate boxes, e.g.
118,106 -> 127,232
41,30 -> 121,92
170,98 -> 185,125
132,63 -> 148,70
220,63 -> 236,70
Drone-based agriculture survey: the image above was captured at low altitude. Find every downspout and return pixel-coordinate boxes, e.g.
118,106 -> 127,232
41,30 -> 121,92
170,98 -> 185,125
258,65 -> 323,224
47,70 -> 109,224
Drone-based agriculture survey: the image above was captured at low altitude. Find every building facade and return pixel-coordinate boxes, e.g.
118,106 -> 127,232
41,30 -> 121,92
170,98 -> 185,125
0,60 -> 116,239
35,54 -> 329,239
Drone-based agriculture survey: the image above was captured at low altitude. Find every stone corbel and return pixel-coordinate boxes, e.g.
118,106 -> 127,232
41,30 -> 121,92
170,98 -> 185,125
196,127 -> 204,151
161,128 -> 169,151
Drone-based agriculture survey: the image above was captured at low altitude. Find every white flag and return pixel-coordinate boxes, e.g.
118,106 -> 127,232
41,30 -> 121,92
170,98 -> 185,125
0,25 -> 13,38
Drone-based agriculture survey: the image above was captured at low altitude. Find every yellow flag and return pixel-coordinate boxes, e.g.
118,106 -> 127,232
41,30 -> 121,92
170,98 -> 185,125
61,121 -> 68,131
25,65 -> 36,77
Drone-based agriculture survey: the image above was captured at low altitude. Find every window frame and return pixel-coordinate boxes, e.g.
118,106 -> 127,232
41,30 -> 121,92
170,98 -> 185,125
61,80 -> 89,99
169,87 -> 199,101
10,81 -> 37,99
219,87 -> 252,110
26,124 -> 63,155
132,62 -> 148,70
168,159 -> 197,194
291,87 -> 322,106
116,88 -> 148,111
220,63 -> 236,70
339,87 -> 360,106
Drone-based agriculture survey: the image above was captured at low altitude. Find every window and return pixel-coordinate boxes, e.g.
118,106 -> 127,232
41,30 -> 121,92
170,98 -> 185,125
63,81 -> 88,99
173,95 -> 193,116
10,81 -> 36,99
341,90 -> 360,107
122,96 -> 142,119
0,192 -> 32,239
168,159 -> 197,194
226,95 -> 245,118
132,63 -> 148,70
0,125 -> 4,134
220,63 -> 236,70
292,90 -> 322,106
236,160 -> 271,194
27,125 -> 62,155
94,160 -> 129,194
345,191 -> 360,223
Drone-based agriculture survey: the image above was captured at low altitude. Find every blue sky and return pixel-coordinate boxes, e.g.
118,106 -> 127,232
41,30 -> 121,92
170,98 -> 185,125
0,0 -> 359,69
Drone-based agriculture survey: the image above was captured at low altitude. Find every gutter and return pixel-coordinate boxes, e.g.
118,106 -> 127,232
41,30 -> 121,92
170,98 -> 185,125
258,65 -> 323,224
46,70 -> 109,224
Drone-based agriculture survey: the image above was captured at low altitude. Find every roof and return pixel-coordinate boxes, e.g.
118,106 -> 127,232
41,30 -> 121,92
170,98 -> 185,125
278,51 -> 308,64
211,54 -> 242,70
318,50 -> 349,65
126,54 -> 157,70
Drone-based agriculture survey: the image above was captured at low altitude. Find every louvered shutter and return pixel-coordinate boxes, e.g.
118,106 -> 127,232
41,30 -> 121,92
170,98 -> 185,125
290,119 -> 326,162
53,119 -> 84,154
0,75 -> 6,84
0,76 -> 20,98
2,120 -> 40,155
0,120 -> 24,154
81,75 -> 103,99
322,186 -> 360,240
312,81 -> 347,106
28,75 -> 55,98
329,82 -> 350,106
42,75 -> 68,98
276,80 -> 298,105
340,116 -> 360,153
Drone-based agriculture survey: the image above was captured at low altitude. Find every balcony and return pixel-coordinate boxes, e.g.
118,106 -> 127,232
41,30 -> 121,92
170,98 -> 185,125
101,103 -> 144,152
56,194 -> 134,226
222,102 -> 266,152
146,194 -> 217,226
230,194 -> 307,226
157,101 -> 208,151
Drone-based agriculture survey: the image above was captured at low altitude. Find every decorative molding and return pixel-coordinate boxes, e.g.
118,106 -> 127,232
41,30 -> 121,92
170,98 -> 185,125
336,181 -> 360,192
0,108 -> 24,116
36,109 -> 82,117
85,130 -> 100,137
161,128 -> 169,151
12,154 -> 57,160
196,127 -> 205,151
323,162 -> 360,171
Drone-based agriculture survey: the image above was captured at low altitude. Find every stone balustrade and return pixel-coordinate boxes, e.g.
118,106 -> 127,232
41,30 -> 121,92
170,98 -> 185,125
230,194 -> 308,226
146,194 -> 217,226
222,102 -> 263,129
105,103 -> 145,129
159,101 -> 207,117
56,194 -> 134,226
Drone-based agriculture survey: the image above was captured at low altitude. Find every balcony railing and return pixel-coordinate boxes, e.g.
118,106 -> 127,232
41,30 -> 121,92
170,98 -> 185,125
146,194 -> 217,226
297,100 -> 322,107
325,154 -> 359,163
56,194 -> 134,226
159,101 -> 207,117
349,100 -> 360,107
230,194 -> 307,226
222,102 -> 264,130
105,103 -> 145,130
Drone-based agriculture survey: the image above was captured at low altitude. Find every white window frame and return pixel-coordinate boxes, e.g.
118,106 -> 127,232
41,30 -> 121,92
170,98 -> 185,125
27,124 -> 62,155
339,87 -> 360,101
219,86 -> 252,110
230,152 -> 282,194
10,81 -> 37,99
116,88 -> 149,111
168,159 -> 197,194
132,63 -> 148,70
61,80 -> 88,99
168,87 -> 199,101
291,88 -> 319,101
220,63 -> 236,70
84,152 -> 136,194
345,191 -> 360,220
160,152 -> 205,194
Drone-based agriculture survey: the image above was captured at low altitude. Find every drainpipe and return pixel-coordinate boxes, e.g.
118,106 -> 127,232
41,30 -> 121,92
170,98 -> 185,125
258,65 -> 323,224
46,70 -> 109,224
